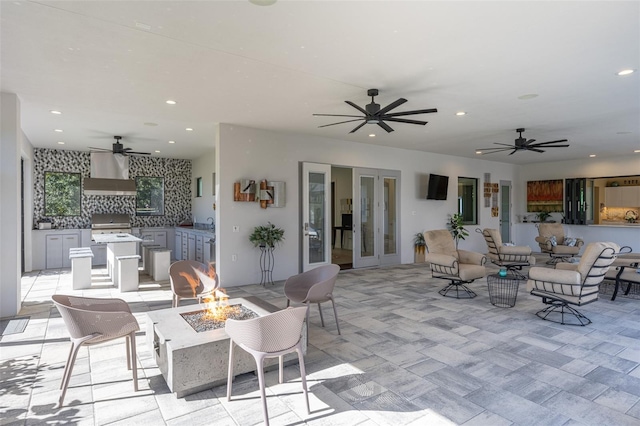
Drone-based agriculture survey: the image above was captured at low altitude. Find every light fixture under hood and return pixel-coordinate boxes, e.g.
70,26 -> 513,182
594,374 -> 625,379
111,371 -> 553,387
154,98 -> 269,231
84,152 -> 137,196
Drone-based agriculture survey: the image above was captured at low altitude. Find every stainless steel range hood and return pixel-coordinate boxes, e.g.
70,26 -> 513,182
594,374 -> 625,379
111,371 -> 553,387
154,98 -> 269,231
84,152 -> 136,196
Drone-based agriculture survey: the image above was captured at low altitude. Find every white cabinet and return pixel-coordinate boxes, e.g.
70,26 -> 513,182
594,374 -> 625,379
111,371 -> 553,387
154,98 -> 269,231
46,234 -> 79,269
174,230 -> 183,261
605,186 -> 640,207
175,228 -> 215,263
141,230 -> 167,248
187,234 -> 196,261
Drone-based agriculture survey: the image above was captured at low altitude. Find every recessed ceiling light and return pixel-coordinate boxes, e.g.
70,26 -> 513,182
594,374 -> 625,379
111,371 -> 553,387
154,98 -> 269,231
368,134 -> 375,137
185,128 -> 193,131
57,141 -> 65,145
589,154 -> 596,158
168,140 -> 175,144
475,151 -> 482,155
165,100 -> 176,105
54,129 -> 63,132
155,150 -> 161,153
617,69 -> 635,76
144,122 -> 158,127
517,94 -> 538,100
456,111 -> 466,116
634,150 -> 640,153
50,110 -> 62,115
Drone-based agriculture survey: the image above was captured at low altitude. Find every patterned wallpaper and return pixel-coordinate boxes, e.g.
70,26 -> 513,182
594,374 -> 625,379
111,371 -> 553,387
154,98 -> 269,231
33,148 -> 192,229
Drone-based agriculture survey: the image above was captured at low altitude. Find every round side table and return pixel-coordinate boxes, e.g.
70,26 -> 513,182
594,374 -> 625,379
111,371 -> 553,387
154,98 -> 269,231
487,274 -> 525,308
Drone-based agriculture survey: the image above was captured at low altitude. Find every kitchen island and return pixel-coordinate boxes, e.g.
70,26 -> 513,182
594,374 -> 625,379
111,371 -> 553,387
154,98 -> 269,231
92,233 -> 142,285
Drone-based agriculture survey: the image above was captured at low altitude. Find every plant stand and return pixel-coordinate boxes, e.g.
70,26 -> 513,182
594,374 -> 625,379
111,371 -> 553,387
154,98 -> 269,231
259,245 -> 275,286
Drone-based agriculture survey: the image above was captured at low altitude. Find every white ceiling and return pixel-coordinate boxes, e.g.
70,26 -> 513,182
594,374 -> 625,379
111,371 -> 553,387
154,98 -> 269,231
2,1 -> 638,164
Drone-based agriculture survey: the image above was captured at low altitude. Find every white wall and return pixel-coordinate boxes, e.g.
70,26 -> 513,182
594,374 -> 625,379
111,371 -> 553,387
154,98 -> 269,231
191,147 -> 216,226
1,93 -> 22,317
217,124 -> 518,287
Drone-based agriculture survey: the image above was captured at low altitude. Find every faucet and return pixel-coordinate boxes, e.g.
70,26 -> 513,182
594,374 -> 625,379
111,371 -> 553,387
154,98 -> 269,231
207,217 -> 215,231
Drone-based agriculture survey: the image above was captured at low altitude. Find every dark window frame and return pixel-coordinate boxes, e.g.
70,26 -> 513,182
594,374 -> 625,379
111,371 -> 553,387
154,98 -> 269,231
458,176 -> 478,225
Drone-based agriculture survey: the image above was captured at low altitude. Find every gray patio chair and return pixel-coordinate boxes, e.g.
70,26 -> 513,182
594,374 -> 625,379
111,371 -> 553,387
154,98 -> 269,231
226,306 -> 310,426
284,264 -> 341,334
51,294 -> 140,407
169,260 -> 219,307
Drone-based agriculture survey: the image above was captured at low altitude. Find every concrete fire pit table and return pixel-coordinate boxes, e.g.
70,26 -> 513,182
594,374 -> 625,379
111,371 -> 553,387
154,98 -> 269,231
146,296 -> 307,397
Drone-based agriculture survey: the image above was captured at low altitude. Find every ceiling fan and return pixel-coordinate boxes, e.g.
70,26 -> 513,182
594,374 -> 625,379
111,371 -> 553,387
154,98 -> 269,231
477,128 -> 569,155
313,88 -> 438,133
89,135 -> 151,156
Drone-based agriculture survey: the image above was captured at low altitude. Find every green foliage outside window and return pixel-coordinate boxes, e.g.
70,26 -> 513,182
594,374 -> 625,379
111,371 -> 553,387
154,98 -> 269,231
136,176 -> 164,216
44,172 -> 81,216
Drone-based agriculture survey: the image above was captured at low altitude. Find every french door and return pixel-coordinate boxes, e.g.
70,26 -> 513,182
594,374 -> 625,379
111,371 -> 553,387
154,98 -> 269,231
500,180 -> 512,243
353,168 -> 401,268
301,162 -> 331,271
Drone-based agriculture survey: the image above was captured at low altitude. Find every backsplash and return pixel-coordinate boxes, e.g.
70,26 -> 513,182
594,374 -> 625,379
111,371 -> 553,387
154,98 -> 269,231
33,148 -> 192,229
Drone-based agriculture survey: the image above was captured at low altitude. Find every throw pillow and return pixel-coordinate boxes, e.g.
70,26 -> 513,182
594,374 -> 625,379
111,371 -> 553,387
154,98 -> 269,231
549,235 -> 557,246
564,237 -> 577,247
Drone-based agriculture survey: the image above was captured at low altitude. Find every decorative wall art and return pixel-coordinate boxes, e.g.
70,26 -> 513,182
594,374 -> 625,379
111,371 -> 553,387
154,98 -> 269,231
527,179 -> 563,213
234,179 -> 285,208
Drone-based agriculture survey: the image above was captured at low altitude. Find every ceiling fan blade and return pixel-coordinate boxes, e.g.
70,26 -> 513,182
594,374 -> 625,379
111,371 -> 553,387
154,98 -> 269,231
528,148 -> 546,153
313,113 -> 364,118
508,149 -> 518,155
384,117 -> 428,125
127,151 -> 151,155
318,118 -> 365,128
533,144 -> 569,148
377,121 -> 394,133
345,100 -> 368,115
493,143 -> 516,147
531,139 -> 569,146
89,146 -> 111,151
478,147 -> 514,153
384,108 -> 438,117
376,98 -> 407,116
525,139 -> 536,145
349,121 -> 367,133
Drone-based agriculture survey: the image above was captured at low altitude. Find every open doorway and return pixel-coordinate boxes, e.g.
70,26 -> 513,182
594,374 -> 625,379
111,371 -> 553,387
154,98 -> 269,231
331,166 -> 353,270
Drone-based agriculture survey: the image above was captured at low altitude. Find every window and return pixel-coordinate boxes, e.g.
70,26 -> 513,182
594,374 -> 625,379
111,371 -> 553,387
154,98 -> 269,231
136,177 -> 164,216
196,177 -> 203,197
458,177 -> 478,225
44,172 -> 81,216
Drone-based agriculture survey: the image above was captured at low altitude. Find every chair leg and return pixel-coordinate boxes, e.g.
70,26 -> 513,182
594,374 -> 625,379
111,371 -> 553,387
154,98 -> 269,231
286,299 -> 290,308
278,355 -> 284,384
317,303 -> 325,328
58,341 -> 83,407
330,296 -> 341,335
126,335 -> 131,370
60,343 -> 75,390
226,341 -> 235,401
296,345 -> 310,415
129,332 -> 138,391
536,301 -> 592,326
255,355 -> 270,426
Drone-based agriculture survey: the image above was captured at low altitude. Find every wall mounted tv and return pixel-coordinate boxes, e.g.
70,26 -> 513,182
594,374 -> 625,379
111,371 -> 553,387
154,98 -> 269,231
426,174 -> 449,200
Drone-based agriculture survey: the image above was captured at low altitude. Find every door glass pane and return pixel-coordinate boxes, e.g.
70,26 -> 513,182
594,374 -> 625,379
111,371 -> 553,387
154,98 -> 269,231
384,178 -> 397,255
309,172 -> 326,264
360,176 -> 375,258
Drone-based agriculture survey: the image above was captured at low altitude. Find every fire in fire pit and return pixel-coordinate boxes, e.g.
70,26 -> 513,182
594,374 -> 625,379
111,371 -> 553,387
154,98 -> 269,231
181,305 -> 259,332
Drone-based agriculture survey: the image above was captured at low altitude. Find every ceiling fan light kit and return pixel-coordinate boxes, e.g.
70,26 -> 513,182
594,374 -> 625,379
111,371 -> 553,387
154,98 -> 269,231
477,128 -> 569,155
314,88 -> 438,134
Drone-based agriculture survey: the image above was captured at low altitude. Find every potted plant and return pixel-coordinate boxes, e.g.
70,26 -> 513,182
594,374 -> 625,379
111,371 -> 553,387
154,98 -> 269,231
248,222 -> 285,248
536,211 -> 551,223
448,213 -> 468,248
413,232 -> 426,263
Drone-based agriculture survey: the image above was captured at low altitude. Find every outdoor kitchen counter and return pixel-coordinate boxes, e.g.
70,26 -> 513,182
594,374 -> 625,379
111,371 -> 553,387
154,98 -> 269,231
92,233 -> 142,285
